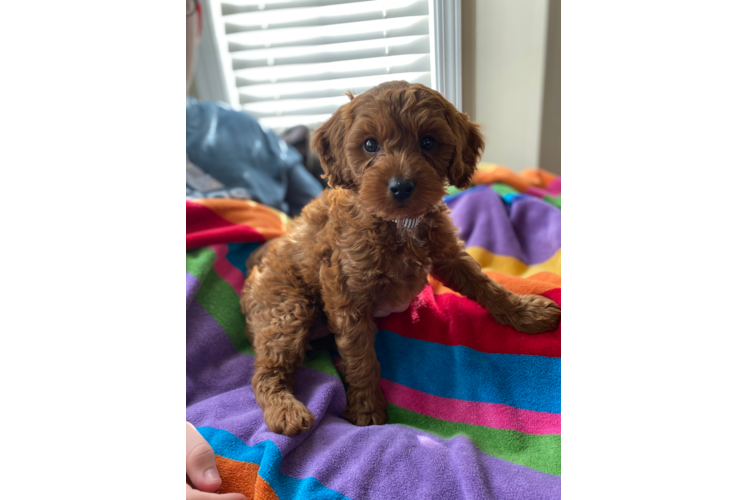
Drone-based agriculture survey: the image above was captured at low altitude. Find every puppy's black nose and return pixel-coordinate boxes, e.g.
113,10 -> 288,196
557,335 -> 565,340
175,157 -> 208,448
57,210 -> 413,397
388,178 -> 415,201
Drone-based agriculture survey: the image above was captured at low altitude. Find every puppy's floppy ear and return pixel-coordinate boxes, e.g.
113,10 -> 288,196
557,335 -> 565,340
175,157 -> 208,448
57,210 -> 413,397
447,112 -> 484,190
311,105 -> 356,190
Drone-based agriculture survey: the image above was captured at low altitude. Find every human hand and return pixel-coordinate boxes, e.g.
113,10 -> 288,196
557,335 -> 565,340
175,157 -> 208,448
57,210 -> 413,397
186,422 -> 247,500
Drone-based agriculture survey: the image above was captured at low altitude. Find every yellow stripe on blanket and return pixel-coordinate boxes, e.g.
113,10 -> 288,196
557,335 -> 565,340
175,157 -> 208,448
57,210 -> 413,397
476,162 -> 502,172
466,247 -> 561,278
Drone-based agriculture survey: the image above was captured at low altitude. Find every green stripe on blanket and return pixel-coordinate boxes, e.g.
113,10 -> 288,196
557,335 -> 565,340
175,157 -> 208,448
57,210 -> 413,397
388,404 -> 561,475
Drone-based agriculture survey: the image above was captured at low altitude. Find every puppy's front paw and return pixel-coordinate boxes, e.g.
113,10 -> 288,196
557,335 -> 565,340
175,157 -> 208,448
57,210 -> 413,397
263,395 -> 315,436
496,294 -> 560,334
343,386 -> 389,426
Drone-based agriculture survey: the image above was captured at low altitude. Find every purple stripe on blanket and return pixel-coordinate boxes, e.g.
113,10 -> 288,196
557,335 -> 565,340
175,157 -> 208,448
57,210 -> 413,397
558,210 -> 577,248
187,305 -> 560,499
187,272 -> 200,309
186,301 -> 254,407
277,412 -> 561,500
446,187 -> 561,265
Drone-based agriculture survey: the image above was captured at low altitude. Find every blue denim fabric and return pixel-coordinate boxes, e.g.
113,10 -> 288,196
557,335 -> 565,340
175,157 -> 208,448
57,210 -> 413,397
186,98 -> 322,216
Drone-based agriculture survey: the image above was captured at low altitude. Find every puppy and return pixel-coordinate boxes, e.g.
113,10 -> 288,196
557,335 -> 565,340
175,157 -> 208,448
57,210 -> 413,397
240,81 -> 561,436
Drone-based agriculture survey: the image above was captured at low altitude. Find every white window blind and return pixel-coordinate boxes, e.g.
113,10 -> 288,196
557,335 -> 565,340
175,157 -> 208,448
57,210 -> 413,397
199,0 -> 443,133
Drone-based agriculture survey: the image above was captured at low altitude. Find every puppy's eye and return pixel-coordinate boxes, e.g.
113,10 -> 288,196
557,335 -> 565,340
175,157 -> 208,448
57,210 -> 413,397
364,139 -> 379,153
420,136 -> 436,151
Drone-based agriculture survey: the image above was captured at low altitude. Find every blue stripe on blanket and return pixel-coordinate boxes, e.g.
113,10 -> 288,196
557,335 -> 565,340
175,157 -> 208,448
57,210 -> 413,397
225,242 -> 260,276
197,426 -> 350,500
376,329 -> 561,413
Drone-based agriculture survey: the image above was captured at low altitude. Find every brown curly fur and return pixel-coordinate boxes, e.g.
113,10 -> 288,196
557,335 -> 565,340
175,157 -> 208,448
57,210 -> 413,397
240,81 -> 561,436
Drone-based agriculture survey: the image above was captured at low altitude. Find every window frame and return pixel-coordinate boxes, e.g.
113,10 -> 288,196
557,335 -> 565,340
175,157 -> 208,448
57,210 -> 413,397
193,0 -> 463,115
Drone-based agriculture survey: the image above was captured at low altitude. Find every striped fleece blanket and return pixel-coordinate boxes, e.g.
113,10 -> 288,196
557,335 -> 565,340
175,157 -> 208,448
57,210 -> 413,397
186,166 -> 561,500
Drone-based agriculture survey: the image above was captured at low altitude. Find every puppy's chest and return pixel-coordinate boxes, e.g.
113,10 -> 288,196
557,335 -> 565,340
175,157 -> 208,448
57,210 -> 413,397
346,227 -> 432,294
385,244 -> 431,281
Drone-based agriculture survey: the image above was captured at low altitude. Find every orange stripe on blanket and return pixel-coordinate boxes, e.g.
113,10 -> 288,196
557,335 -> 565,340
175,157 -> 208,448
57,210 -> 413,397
214,454 -> 280,500
192,198 -> 291,240
429,271 -> 560,296
472,166 -> 531,192
518,168 -> 558,189
471,165 -> 559,192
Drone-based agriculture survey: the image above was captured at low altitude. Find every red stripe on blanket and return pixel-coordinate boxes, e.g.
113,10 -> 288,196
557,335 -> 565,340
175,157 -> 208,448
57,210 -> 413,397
187,201 -> 265,250
378,286 -> 560,357
187,226 -> 265,251
187,200 -> 237,232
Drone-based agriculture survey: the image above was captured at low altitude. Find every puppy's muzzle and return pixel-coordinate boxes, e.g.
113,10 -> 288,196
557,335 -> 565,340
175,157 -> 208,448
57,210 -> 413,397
388,177 -> 415,201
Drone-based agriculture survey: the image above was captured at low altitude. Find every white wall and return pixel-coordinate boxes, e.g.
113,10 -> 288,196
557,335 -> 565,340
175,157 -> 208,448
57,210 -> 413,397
462,0 -> 549,172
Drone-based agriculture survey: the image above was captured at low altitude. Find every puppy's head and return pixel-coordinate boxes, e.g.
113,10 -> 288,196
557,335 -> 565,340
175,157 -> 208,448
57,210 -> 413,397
312,81 -> 484,221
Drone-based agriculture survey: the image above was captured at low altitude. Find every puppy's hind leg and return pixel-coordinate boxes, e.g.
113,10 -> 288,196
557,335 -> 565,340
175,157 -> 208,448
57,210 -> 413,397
251,297 -> 317,436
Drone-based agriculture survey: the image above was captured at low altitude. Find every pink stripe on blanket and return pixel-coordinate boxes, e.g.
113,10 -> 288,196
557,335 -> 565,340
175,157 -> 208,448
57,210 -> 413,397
208,244 -> 246,295
524,185 -> 549,198
545,177 -> 577,196
380,378 -> 560,435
